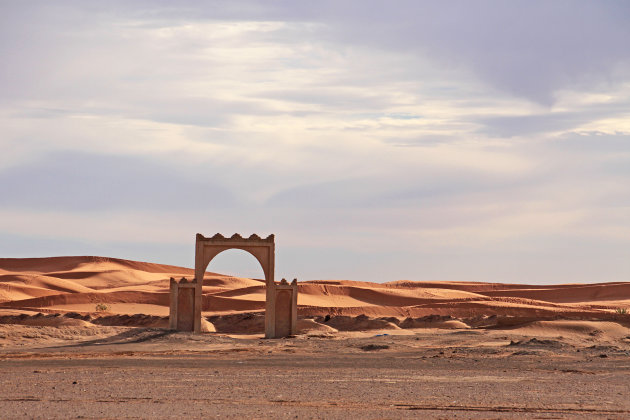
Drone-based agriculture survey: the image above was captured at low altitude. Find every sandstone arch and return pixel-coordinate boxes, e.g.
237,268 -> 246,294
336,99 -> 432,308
170,233 -> 296,338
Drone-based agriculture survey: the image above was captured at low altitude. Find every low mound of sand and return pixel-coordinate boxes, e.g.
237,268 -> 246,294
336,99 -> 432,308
400,315 -> 470,329
297,318 -> 338,334
201,318 -> 216,333
0,323 -> 131,347
316,315 -> 401,331
510,320 -> 630,341
0,314 -> 94,328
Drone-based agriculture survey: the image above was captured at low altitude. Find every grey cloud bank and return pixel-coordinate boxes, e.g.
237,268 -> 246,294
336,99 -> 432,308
0,1 -> 629,283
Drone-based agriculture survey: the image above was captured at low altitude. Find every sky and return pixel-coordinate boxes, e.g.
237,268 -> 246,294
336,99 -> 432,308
1,0 -> 629,283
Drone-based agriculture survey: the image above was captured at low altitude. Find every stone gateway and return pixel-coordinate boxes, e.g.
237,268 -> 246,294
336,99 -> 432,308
169,233 -> 298,338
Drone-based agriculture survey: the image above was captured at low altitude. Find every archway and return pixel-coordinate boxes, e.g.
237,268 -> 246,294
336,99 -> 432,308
195,233 -> 280,337
170,233 -> 297,337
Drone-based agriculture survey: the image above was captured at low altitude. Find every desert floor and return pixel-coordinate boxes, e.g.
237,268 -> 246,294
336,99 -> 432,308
1,325 -> 630,419
2,256 -> 630,418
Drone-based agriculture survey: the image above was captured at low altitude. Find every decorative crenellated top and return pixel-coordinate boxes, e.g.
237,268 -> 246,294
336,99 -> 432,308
278,278 -> 298,286
170,277 -> 197,284
197,233 -> 274,243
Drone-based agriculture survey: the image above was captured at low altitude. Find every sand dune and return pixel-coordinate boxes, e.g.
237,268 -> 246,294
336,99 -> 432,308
1,256 -> 629,335
0,280 -> 62,301
513,319 -> 629,338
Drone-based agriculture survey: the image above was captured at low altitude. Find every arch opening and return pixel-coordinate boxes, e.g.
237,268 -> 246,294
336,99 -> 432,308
206,248 -> 266,281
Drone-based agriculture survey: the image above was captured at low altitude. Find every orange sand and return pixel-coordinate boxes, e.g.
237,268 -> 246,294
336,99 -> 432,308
1,256 -> 629,324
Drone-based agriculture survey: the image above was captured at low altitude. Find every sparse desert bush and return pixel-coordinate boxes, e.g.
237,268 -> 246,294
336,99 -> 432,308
615,308 -> 627,315
95,303 -> 109,312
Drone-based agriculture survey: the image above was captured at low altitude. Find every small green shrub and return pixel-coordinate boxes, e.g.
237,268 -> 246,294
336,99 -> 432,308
95,303 -> 109,312
615,308 -> 627,315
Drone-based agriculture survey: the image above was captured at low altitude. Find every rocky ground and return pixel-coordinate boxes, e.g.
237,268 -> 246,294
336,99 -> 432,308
1,325 -> 630,419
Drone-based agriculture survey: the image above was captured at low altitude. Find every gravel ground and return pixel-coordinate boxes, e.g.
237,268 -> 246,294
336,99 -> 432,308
1,329 -> 630,419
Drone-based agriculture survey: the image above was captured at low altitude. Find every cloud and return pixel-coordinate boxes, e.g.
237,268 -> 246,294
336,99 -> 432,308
0,151 -> 236,211
0,1 -> 628,283
313,0 -> 630,104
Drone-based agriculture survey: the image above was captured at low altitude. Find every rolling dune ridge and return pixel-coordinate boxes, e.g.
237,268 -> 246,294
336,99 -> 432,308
1,256 -> 629,336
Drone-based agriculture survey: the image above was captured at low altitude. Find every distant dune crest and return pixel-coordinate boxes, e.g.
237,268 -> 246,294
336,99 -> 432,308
1,256 -> 629,325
